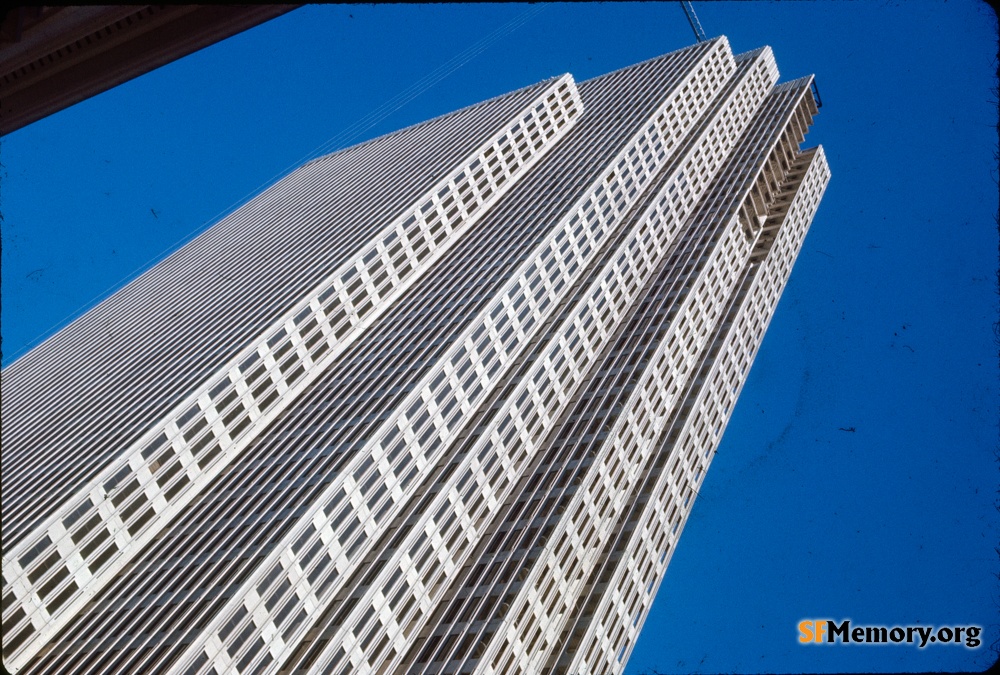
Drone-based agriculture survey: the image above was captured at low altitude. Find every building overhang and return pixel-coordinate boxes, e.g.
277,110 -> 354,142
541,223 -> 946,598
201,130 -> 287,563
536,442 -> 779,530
0,5 -> 299,135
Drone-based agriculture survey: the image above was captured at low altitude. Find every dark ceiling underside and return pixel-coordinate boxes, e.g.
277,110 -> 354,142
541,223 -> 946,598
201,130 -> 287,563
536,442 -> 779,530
0,5 -> 298,135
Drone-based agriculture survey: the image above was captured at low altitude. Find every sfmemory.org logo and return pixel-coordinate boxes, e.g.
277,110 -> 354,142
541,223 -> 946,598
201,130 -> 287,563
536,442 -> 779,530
799,619 -> 982,648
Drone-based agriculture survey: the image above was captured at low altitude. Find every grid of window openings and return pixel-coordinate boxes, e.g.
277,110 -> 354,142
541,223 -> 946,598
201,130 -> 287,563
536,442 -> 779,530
170,36 -> 735,675
2,36 -> 829,675
533,83 -> 827,675
1,75 -> 583,674
3,73 -> 574,550
287,45 -> 776,675
396,67 -> 822,675
13,37 -> 719,675
569,145 -> 829,675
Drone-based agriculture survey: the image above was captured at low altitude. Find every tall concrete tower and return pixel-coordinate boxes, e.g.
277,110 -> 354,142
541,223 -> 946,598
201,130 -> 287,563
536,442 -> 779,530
2,36 -> 829,675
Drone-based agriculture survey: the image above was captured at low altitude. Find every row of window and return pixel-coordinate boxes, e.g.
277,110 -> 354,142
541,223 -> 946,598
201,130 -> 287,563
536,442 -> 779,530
164,38 -> 800,675
390,88 -> 752,675
33,68 -> 648,675
405,227 -> 719,669
1,69 -> 568,570
494,60 -> 799,675
310,46 -> 743,675
559,80 -> 827,675
1,76 -> 582,672
210,43 -> 736,675
390,43 -> 756,675
570,142 -> 828,675
418,43 -> 800,665
484,52 -> 781,673
498,195 -> 756,672
158,78 -> 580,672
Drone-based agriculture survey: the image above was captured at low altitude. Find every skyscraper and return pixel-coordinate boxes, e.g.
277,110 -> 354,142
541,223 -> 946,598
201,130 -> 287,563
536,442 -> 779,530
2,34 -> 829,675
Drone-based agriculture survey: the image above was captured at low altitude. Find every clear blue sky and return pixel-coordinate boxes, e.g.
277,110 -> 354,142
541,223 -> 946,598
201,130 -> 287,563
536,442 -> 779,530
1,2 -> 997,673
